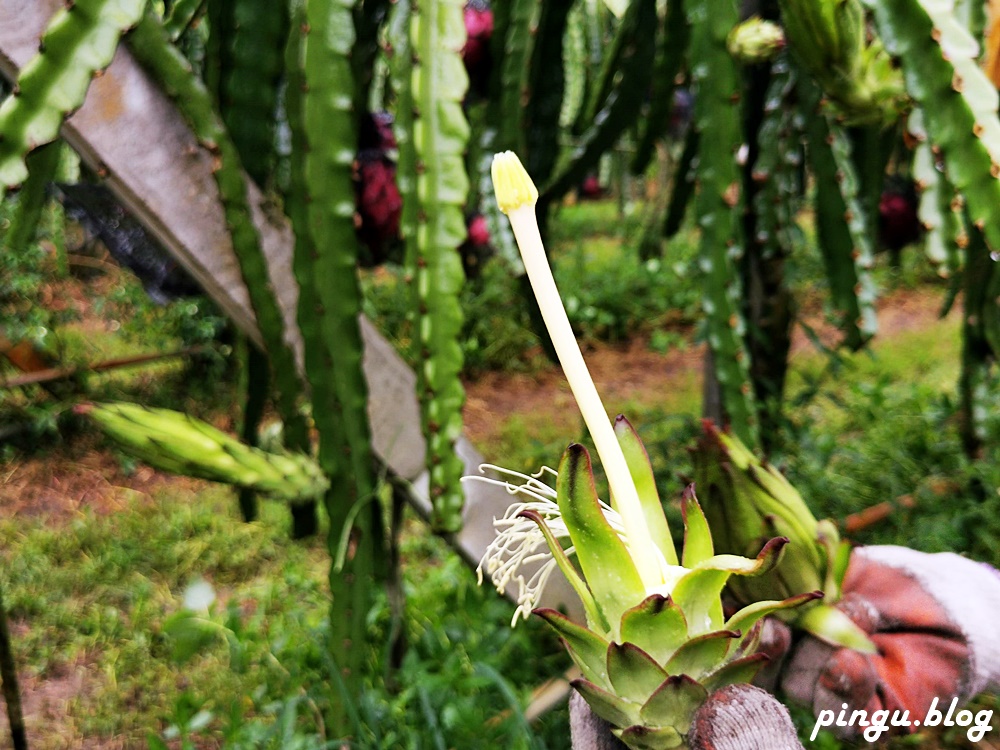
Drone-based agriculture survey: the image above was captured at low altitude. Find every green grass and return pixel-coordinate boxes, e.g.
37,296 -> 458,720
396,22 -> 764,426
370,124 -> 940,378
0,480 -> 573,749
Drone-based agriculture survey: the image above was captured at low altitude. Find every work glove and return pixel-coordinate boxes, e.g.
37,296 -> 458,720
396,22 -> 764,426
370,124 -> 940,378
780,545 -> 1000,739
569,684 -> 805,750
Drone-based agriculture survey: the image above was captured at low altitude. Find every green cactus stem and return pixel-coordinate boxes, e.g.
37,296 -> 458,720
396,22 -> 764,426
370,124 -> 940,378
407,0 -> 471,532
0,0 -> 146,197
211,0 -> 288,187
959,224 -> 992,456
751,59 -> 803,263
0,582 -> 26,750
164,0 -> 206,41
801,79 -> 878,350
686,0 -> 756,447
911,121 -> 966,279
291,0 -> 388,727
662,127 -> 698,241
209,0 -> 291,524
743,56 -> 802,437
0,583 -> 26,750
631,0 -> 690,175
237,344 -> 270,523
353,0 -> 391,114
559,4 -> 587,131
386,0 -> 418,268
524,0 -> 574,186
497,0 -> 537,154
1,141 -> 60,255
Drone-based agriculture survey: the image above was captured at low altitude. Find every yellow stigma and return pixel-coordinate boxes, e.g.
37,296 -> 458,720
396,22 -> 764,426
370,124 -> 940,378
491,151 -> 539,214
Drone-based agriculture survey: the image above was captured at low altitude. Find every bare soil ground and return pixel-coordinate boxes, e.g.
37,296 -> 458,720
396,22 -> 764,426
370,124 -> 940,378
464,286 -> 953,447
0,286 -> 951,520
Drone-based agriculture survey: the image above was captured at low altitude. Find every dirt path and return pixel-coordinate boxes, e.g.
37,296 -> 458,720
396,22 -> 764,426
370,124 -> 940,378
0,286 -> 952,521
463,286 -> 955,448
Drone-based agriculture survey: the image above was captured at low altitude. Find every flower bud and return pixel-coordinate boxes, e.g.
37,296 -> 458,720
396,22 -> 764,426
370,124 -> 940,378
727,18 -> 785,64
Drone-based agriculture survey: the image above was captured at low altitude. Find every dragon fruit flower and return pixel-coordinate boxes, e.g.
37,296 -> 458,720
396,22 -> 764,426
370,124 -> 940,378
470,152 -> 818,749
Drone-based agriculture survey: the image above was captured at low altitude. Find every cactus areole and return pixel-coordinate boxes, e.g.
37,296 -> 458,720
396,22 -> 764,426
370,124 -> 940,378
470,152 -> 816,749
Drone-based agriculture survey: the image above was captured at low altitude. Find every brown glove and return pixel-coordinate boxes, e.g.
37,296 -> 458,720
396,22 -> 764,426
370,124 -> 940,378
569,684 -> 804,750
781,546 -> 1000,740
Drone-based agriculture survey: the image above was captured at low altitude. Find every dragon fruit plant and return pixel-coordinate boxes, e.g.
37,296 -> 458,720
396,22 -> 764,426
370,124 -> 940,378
471,152 -> 818,749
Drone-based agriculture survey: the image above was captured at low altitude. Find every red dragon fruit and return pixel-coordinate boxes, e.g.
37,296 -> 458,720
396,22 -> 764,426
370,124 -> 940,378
463,0 -> 493,99
460,213 -> 493,278
355,111 -> 403,266
878,176 -> 922,267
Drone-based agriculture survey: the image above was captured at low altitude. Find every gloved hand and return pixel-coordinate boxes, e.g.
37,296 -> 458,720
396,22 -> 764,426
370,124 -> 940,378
780,545 -> 1000,739
569,684 -> 805,750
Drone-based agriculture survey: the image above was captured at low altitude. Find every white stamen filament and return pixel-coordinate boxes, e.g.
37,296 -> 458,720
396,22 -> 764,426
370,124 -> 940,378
465,464 -> 629,624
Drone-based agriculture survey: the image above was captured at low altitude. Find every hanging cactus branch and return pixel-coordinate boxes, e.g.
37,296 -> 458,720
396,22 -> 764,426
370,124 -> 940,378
211,0 -> 288,187
523,0 -> 574,185
80,402 -> 329,502
164,0 -> 206,41
0,0 -> 146,196
1,141 -> 60,254
802,79 -> 878,350
912,125 -> 966,279
497,0 -> 537,154
542,0 -> 656,207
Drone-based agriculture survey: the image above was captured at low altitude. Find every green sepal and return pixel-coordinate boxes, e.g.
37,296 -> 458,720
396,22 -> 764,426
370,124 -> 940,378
672,537 -> 788,634
535,609 -> 611,689
607,642 -> 669,705
664,630 -> 739,681
616,723 -> 684,750
680,484 -> 713,567
724,591 -> 822,652
520,510 -> 606,632
619,595 -> 689,667
639,674 -> 707,736
557,444 -> 646,639
702,653 -> 769,693
572,679 -> 640,728
796,603 -> 877,654
614,415 -> 678,566
816,519 -> 850,598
